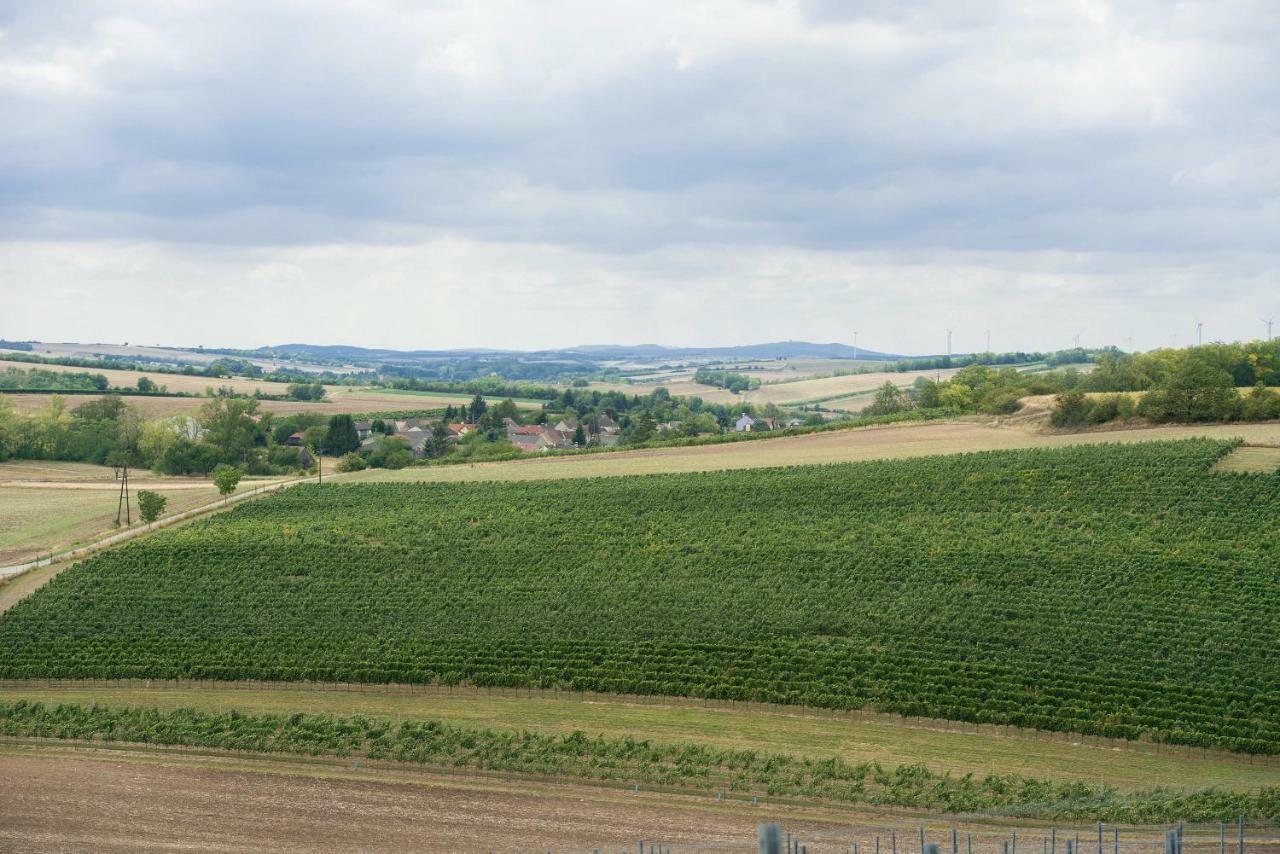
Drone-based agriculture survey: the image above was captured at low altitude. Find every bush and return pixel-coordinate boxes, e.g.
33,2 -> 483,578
1050,392 -> 1091,428
336,452 -> 367,473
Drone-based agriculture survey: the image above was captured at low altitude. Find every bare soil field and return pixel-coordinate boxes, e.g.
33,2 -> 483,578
0,744 -> 915,853
351,420 -> 1280,484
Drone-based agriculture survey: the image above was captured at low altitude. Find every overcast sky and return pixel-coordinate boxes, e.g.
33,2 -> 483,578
2,1 -> 1277,355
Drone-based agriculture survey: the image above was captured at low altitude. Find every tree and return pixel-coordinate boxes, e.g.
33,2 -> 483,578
287,382 -> 326,401
137,490 -> 167,524
864,381 -> 912,416
302,425 -> 328,452
136,376 -> 156,393
938,383 -> 975,412
573,424 -> 587,447
200,397 -> 261,464
0,394 -> 17,460
469,394 -> 488,422
211,463 -> 243,501
1139,358 -> 1241,423
324,414 -> 360,455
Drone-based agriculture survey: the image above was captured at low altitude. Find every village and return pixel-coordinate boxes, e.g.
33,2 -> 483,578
333,410 -> 806,458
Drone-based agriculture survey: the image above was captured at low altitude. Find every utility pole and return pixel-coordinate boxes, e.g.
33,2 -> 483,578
114,464 -> 131,526
1265,317 -> 1275,341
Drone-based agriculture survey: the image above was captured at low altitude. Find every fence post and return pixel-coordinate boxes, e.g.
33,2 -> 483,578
1219,823 -> 1224,854
1237,816 -> 1244,854
1098,823 -> 1103,854
1052,828 -> 1057,854
952,828 -> 958,854
1113,828 -> 1118,854
920,828 -> 925,854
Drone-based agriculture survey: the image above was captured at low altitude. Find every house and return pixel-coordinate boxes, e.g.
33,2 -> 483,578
508,421 -> 580,452
445,422 -> 477,440
656,421 -> 682,433
592,413 -> 621,446
553,417 -> 577,433
399,427 -> 434,457
733,414 -> 756,432
786,417 -> 805,428
354,420 -> 373,440
284,431 -> 305,447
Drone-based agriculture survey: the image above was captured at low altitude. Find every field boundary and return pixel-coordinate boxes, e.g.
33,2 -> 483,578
4,678 -> 1275,769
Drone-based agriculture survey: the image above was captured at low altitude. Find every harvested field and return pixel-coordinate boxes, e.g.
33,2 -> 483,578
597,367 -> 967,407
3,386 -> 541,418
349,420 -> 1280,483
0,357 -> 299,396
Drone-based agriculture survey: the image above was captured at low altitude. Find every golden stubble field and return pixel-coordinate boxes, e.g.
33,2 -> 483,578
350,419 -> 1280,484
2,386 -> 542,419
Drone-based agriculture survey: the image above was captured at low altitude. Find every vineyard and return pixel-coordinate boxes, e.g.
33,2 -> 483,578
2,699 -> 1277,821
0,440 -> 1276,752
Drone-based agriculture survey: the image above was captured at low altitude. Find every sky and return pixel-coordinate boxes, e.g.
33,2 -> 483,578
1,0 -> 1277,355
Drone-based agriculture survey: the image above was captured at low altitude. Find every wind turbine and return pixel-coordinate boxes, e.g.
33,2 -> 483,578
945,329 -> 953,360
853,331 -> 859,361
1196,320 -> 1204,346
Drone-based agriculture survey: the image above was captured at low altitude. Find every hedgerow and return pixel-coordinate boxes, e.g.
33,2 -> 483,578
0,440 -> 1276,752
1,700 -> 1276,821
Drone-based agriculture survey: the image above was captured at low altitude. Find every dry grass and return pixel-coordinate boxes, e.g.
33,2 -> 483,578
0,460 -> 295,566
0,484 -> 221,565
349,420 -> 1280,484
1213,445 -> 1280,474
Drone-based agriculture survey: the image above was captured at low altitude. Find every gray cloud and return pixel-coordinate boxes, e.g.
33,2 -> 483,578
1,1 -> 1277,350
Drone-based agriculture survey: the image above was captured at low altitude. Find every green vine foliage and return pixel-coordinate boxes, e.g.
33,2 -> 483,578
1,440 -> 1276,753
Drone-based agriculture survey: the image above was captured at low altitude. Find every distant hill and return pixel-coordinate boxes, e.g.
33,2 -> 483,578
221,340 -> 903,364
565,341 -> 902,361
